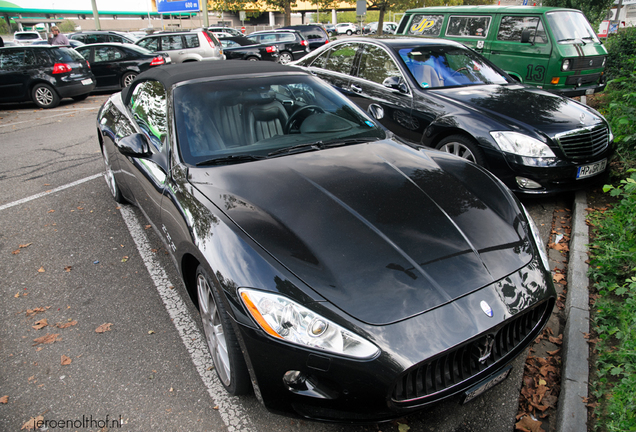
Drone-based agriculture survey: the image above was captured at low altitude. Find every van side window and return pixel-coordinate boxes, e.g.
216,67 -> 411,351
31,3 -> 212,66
446,16 -> 491,38
497,16 -> 548,44
408,14 -> 444,36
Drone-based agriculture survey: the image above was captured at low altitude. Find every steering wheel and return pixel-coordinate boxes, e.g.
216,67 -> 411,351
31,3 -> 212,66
449,67 -> 470,78
284,105 -> 325,133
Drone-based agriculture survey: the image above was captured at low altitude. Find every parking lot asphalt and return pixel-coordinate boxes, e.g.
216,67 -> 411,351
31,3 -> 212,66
0,94 -> 571,432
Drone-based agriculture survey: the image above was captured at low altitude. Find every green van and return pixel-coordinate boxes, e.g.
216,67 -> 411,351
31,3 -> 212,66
396,6 -> 607,97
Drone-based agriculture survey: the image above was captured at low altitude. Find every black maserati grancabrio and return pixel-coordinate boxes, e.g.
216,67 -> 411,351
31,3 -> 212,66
97,60 -> 555,421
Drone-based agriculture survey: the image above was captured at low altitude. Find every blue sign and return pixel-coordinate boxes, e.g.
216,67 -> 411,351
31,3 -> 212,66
522,0 -> 528,4
156,0 -> 199,13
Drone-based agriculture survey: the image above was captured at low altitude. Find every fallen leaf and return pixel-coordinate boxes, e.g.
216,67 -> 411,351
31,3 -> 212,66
47,209 -> 54,213
12,249 -> 20,255
553,274 -> 565,283
148,330 -> 155,334
548,334 -> 563,345
33,333 -> 60,346
64,266 -> 72,272
56,320 -> 77,329
26,307 -> 46,317
32,319 -> 48,330
21,415 -> 44,430
398,423 -> 411,432
515,415 -> 543,432
121,256 -> 129,262
145,225 -> 151,229
95,323 -> 112,333
0,395 -> 8,403
14,292 -> 20,298
37,267 -> 45,273
61,355 -> 72,366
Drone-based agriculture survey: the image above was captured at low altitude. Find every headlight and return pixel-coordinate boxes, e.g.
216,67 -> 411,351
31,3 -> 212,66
239,288 -> 379,359
522,204 -> 550,271
490,131 -> 556,158
562,59 -> 570,71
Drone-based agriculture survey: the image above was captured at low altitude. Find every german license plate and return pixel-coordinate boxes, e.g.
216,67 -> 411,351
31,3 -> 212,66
577,159 -> 607,179
462,366 -> 512,404
81,78 -> 93,86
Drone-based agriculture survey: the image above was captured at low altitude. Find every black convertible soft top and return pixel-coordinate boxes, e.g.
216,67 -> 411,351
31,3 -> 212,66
120,60 -> 304,103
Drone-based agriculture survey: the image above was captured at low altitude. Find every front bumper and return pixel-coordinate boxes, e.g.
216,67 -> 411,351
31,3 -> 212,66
235,261 -> 555,421
485,144 -> 614,195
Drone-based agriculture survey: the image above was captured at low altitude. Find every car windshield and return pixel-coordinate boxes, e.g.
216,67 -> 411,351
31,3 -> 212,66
396,45 -> 508,88
174,75 -> 385,165
546,11 -> 599,43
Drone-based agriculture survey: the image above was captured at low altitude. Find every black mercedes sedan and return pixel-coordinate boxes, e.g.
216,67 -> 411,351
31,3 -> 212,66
218,36 -> 279,62
97,61 -> 555,421
292,37 -> 614,195
74,43 -> 170,90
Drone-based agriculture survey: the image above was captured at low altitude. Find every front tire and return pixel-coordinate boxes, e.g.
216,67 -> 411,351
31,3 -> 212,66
32,83 -> 60,109
196,266 -> 251,395
246,56 -> 259,61
435,134 -> 486,166
278,51 -> 293,65
102,146 -> 126,203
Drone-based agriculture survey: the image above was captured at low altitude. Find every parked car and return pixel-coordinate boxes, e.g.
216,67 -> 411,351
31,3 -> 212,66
0,45 -> 95,108
135,29 -> 224,63
397,6 -> 607,97
335,23 -> 360,35
31,39 -> 86,48
363,21 -> 398,34
207,26 -> 243,37
280,24 -> 330,50
218,36 -> 279,62
97,60 -> 555,421
74,43 -> 170,90
292,37 -> 613,194
246,29 -> 309,64
13,31 -> 45,46
68,31 -> 137,45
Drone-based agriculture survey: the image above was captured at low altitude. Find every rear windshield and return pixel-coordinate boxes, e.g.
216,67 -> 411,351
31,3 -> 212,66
50,47 -> 85,62
15,33 -> 41,40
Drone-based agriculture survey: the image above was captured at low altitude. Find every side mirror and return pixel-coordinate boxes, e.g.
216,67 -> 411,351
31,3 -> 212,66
117,133 -> 151,157
521,29 -> 533,44
382,76 -> 408,94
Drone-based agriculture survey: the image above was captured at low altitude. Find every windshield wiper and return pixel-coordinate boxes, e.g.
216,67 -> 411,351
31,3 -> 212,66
267,137 -> 381,157
267,142 -> 325,157
195,154 -> 266,166
559,37 -> 586,45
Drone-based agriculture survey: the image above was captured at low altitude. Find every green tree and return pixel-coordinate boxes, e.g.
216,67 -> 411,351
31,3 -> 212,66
542,0 -> 614,26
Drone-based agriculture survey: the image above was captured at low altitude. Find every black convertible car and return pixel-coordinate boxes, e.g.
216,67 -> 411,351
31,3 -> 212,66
97,61 -> 555,421
292,37 -> 614,195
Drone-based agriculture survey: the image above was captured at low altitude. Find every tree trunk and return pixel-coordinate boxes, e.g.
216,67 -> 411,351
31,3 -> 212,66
285,2 -> 292,26
378,6 -> 386,36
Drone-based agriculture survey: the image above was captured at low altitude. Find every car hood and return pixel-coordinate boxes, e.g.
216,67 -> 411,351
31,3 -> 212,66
190,140 -> 533,325
431,84 -> 605,137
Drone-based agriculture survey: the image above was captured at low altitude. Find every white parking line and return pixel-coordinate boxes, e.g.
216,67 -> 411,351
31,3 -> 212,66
119,205 -> 255,432
0,173 -> 102,211
0,107 -> 100,128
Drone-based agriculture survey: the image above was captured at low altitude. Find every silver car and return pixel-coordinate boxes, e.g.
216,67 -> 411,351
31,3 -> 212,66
135,29 -> 224,63
13,31 -> 45,46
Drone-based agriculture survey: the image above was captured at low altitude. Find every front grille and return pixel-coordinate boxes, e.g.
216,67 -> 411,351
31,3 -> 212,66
555,125 -> 610,161
391,301 -> 549,403
565,73 -> 601,86
571,56 -> 605,70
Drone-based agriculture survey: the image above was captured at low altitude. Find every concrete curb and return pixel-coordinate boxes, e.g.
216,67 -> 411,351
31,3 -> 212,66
556,190 -> 590,432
